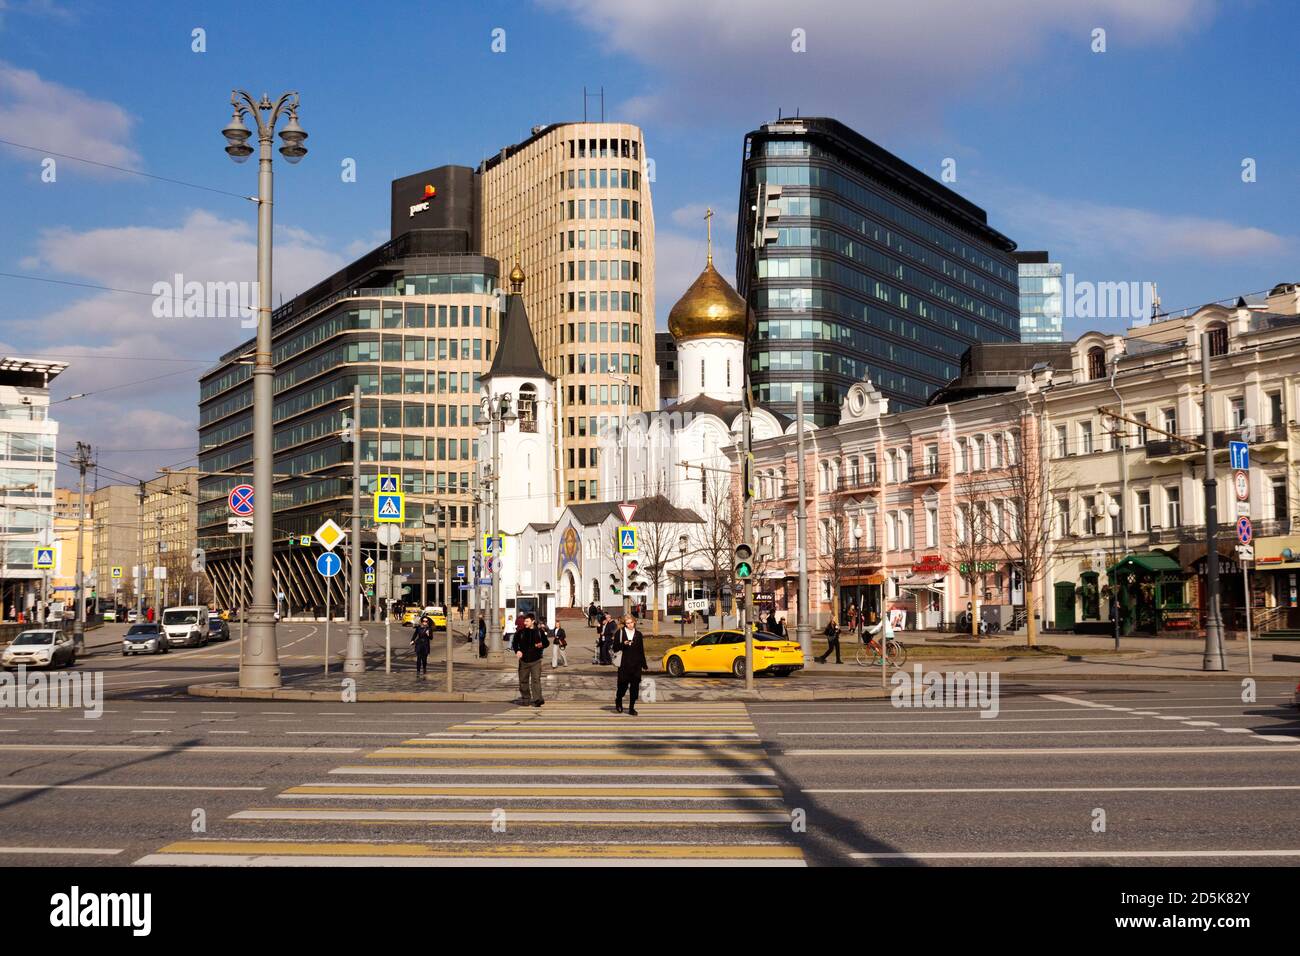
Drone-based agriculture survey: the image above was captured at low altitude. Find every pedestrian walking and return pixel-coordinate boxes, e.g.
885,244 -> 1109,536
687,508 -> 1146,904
816,618 -> 842,664
477,614 -> 487,658
599,614 -> 617,665
512,612 -> 549,706
410,615 -> 434,676
587,601 -> 600,627
551,622 -> 568,668
613,615 -> 648,715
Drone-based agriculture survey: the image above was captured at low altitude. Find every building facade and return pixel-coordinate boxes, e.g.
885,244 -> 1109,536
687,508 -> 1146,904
0,357 -> 64,620
745,283 -> 1300,635
736,117 -> 1021,424
198,190 -> 503,615
91,482 -> 139,609
143,469 -> 200,610
1014,250 -> 1065,343
479,122 -> 657,504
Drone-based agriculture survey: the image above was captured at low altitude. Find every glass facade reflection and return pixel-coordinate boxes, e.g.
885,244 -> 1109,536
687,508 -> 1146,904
1015,253 -> 1065,343
737,119 -> 1021,424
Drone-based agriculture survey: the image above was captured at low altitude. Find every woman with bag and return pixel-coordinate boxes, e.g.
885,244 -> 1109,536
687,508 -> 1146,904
551,623 -> 568,668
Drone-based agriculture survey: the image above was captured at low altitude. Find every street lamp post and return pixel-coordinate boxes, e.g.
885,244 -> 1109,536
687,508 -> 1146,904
222,90 -> 308,690
852,523 -> 863,638
1107,500 -> 1121,649
678,534 -> 688,641
479,392 -> 516,660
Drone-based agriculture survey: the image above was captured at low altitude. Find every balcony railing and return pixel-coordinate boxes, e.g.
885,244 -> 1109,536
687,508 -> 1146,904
834,470 -> 879,492
1144,422 -> 1288,459
907,461 -> 949,483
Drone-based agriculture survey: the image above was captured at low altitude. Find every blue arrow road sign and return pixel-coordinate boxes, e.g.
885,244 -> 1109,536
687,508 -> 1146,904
316,552 -> 342,577
1229,440 -> 1249,471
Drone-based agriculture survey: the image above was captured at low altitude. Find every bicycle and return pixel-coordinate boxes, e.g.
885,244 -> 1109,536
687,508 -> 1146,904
853,632 -> 908,667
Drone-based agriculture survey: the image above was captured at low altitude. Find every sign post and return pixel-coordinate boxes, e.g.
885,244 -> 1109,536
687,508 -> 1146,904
316,550 -> 342,673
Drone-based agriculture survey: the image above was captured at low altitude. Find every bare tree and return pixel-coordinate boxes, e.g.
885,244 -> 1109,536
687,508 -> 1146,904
981,425 -> 1066,647
814,490 -> 853,629
691,469 -> 738,621
951,475 -> 1003,638
636,482 -> 695,637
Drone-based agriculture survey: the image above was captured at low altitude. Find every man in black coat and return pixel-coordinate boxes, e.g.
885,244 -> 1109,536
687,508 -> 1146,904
613,614 -> 648,715
511,613 -> 549,706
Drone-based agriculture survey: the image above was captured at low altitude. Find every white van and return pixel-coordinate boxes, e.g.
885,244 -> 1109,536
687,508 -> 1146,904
161,606 -> 209,648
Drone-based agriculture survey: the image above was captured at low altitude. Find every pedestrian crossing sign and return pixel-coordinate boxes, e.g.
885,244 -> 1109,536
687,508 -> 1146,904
111,566 -> 122,579
483,533 -> 503,555
364,573 -> 375,584
33,547 -> 54,570
374,492 -> 404,523
378,474 -> 400,494
617,526 -> 637,553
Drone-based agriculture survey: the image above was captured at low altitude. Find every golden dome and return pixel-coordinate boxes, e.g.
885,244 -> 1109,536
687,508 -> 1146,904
508,261 -> 525,293
667,257 -> 752,342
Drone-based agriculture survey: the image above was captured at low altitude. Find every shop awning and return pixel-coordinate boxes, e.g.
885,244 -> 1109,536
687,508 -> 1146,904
1108,552 -> 1183,576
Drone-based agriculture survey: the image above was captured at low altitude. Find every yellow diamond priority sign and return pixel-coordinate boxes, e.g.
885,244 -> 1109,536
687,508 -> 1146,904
314,518 -> 345,551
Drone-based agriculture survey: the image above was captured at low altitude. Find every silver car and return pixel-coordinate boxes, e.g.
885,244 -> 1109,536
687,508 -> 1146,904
2,629 -> 78,669
123,623 -> 169,656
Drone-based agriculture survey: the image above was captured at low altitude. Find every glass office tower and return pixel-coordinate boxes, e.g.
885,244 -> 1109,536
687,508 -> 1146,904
1013,250 -> 1065,343
737,118 -> 1021,424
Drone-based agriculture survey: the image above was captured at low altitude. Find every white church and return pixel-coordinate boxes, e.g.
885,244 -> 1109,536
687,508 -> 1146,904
483,244 -> 798,619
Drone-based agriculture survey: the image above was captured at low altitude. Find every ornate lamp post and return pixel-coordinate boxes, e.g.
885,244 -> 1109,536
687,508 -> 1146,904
222,91 -> 308,689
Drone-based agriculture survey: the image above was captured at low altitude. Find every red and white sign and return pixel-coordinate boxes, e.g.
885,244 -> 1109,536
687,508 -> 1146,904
617,503 -> 637,524
1233,469 -> 1250,502
228,484 -> 254,516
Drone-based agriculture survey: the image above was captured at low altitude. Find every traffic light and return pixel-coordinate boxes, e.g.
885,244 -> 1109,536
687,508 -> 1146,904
734,542 -> 754,581
609,571 -> 621,595
626,559 -> 647,593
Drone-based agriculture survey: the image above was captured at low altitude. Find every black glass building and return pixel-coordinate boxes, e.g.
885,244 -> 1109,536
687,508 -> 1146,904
736,117 -> 1021,424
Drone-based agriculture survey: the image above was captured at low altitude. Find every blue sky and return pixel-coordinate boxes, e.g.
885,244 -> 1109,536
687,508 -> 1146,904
0,0 -> 1296,483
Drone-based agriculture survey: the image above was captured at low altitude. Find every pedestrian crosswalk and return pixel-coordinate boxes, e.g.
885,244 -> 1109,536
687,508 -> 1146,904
135,702 -> 806,867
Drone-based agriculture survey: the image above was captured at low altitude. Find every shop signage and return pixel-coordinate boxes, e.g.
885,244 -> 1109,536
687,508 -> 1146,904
912,554 -> 949,574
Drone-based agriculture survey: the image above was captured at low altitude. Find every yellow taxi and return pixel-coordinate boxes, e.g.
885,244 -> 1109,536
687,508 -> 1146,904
661,629 -> 803,679
402,606 -> 448,630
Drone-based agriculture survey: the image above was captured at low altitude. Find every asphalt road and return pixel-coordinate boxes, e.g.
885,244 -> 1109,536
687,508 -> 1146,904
1,623 -> 1297,866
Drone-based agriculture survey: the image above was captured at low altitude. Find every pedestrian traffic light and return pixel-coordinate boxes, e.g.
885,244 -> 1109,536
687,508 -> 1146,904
609,571 -> 621,595
734,542 -> 754,580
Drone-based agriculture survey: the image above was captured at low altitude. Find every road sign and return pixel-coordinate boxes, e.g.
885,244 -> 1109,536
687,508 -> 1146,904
364,572 -> 375,584
1236,515 -> 1253,544
299,535 -> 311,547
684,598 -> 708,613
314,518 -> 345,551
376,524 -> 401,546
1228,440 -> 1249,471
455,564 -> 466,580
483,534 -> 502,555
33,547 -> 54,570
228,484 -> 254,516
316,552 -> 342,577
1236,500 -> 1251,517
1236,544 -> 1254,561
1234,469 -> 1250,502
375,492 -> 404,523
111,566 -> 122,579
228,516 -> 253,534
365,556 -> 374,568
617,526 -> 637,553
617,503 -> 637,524
378,474 -> 400,494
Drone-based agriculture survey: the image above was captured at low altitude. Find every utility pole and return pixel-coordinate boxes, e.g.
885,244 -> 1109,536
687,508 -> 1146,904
1200,332 -> 1227,671
154,513 -> 163,617
136,481 -> 145,618
794,391 -> 811,658
444,502 -> 453,691
742,405 -> 754,692
72,442 -> 93,644
344,385 -> 365,674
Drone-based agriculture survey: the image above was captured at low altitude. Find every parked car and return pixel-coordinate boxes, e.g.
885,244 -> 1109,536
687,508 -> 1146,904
207,614 -> 230,641
101,607 -> 117,623
2,629 -> 78,669
126,609 -> 139,624
661,629 -> 804,679
161,606 -> 208,648
122,623 -> 168,656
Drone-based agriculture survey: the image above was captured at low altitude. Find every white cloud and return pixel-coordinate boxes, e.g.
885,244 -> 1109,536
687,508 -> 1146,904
996,188 -> 1293,262
0,59 -> 138,174
16,209 -> 347,479
541,0 -> 1217,130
